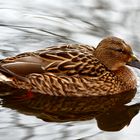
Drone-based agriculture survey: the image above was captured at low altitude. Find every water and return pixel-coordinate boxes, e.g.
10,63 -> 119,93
0,0 -> 140,139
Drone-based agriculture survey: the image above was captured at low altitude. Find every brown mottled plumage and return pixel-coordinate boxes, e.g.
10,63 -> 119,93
0,36 -> 140,96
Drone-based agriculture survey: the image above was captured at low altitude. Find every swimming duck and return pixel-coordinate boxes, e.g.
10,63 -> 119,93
0,36 -> 140,96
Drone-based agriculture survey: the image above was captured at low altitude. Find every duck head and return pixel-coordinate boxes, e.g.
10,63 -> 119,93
95,36 -> 140,70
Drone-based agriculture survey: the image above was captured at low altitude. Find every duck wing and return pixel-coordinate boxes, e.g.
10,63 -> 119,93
0,44 -> 107,80
0,44 -> 117,96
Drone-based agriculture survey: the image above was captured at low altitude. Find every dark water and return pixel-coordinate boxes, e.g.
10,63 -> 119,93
0,0 -> 140,139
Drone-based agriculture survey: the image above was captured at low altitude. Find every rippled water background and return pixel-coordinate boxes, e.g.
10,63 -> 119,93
0,0 -> 140,139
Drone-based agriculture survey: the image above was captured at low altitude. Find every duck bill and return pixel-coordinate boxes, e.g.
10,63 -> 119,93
127,54 -> 140,69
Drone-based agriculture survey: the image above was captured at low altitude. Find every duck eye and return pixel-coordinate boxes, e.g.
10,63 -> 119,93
111,48 -> 124,53
110,47 -> 124,53
115,48 -> 124,52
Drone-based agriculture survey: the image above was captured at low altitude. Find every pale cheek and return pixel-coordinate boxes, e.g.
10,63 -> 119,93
122,55 -> 131,63
117,54 -> 130,62
127,56 -> 133,62
112,53 -> 121,59
111,62 -> 126,70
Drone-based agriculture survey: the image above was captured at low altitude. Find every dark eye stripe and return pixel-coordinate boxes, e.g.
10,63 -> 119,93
109,47 -> 124,52
110,47 -> 133,55
116,49 -> 123,52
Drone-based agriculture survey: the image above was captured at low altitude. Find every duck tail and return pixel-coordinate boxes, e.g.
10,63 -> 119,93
0,65 -> 29,83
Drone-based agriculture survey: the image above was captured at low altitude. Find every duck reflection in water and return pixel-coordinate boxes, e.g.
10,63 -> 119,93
0,87 -> 140,132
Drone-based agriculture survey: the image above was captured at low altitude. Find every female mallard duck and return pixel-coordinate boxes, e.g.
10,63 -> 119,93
0,36 -> 140,96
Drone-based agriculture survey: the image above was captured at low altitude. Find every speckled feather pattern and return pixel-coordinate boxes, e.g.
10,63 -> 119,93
0,43 -> 137,96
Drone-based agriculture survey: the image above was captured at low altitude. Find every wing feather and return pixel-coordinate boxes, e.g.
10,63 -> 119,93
0,44 -> 107,78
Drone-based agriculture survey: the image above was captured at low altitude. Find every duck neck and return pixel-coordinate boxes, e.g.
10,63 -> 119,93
114,66 -> 137,90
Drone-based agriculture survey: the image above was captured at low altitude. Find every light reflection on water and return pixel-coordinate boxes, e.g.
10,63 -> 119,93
0,0 -> 140,139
